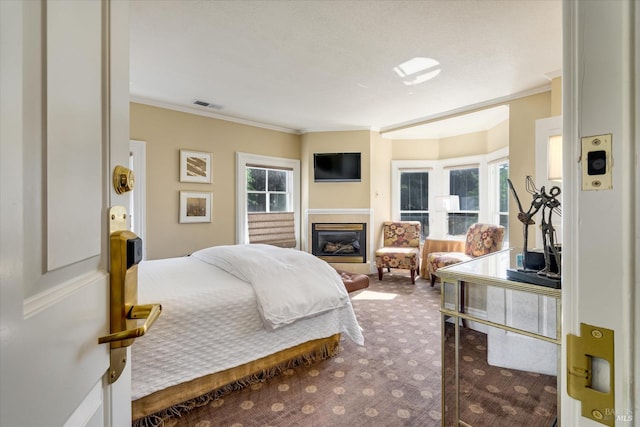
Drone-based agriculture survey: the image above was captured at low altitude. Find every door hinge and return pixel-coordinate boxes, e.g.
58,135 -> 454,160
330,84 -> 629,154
567,323 -> 615,426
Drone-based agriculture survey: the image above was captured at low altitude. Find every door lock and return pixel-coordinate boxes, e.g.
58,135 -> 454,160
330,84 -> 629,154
113,165 -> 135,194
98,206 -> 161,383
581,134 -> 612,190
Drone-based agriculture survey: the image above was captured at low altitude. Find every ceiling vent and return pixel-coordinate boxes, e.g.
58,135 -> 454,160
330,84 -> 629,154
193,99 -> 223,109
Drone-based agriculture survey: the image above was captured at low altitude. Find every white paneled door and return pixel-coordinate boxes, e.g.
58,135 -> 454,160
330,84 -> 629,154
562,1 -> 638,426
1,1 -> 130,426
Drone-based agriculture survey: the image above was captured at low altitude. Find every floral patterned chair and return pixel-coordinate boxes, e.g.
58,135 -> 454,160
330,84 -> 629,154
375,221 -> 421,284
426,223 -> 505,286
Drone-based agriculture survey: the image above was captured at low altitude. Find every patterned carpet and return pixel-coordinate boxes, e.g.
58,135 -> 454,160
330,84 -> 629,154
152,271 -> 557,427
443,323 -> 557,426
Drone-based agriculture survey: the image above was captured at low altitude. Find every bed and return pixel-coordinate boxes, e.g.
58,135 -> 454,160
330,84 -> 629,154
131,244 -> 364,425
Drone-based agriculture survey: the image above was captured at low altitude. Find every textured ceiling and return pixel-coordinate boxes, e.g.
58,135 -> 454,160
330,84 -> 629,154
129,0 -> 562,137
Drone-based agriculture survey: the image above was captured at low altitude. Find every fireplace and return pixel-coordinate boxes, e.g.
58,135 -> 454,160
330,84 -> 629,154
311,223 -> 366,263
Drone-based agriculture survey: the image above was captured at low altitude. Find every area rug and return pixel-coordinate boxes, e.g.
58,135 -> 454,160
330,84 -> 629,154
154,272 -> 557,427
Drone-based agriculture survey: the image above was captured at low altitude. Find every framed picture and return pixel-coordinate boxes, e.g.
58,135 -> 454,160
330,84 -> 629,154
180,150 -> 212,183
179,191 -> 212,223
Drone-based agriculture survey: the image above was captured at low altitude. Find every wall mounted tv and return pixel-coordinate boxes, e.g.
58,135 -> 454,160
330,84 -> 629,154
313,152 -> 361,182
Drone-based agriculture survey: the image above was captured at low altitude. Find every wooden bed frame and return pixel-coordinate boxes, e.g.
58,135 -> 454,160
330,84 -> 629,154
132,333 -> 341,424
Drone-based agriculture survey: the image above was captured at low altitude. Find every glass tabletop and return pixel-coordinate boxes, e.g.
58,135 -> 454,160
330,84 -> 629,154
436,248 -> 561,298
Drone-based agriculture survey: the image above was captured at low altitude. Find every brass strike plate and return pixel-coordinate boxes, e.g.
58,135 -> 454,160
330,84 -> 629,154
109,205 -> 127,235
567,323 -> 615,426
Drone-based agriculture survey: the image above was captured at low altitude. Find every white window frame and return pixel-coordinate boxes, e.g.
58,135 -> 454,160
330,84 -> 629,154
444,163 -> 482,236
392,163 -> 436,240
487,149 -> 510,245
534,116 -> 562,248
391,147 -> 508,238
236,152 -> 300,248
129,140 -> 147,259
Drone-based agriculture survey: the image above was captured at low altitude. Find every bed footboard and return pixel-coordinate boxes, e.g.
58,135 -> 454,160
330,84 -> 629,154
132,333 -> 341,425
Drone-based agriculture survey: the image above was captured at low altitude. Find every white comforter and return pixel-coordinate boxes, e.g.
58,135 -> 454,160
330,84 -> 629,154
191,244 -> 350,329
132,245 -> 363,401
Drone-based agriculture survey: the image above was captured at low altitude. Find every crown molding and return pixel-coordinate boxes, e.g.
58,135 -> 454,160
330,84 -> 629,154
299,126 -> 376,135
132,81 -> 557,138
130,96 -> 302,135
380,84 -> 553,135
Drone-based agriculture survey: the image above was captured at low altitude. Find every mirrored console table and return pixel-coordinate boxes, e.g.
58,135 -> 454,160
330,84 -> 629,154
437,249 -> 561,427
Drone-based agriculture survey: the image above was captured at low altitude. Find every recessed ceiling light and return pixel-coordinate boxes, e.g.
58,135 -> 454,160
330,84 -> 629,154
393,57 -> 441,85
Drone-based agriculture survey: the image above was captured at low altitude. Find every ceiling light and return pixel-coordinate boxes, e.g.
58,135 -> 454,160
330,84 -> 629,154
393,57 -> 441,86
403,69 -> 442,86
393,57 -> 440,78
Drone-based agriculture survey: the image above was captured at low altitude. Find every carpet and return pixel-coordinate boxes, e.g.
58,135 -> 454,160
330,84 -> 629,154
153,272 -> 557,427
443,323 -> 557,426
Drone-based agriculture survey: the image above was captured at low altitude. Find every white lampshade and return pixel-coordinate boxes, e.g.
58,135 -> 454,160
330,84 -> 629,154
548,135 -> 563,181
435,195 -> 460,212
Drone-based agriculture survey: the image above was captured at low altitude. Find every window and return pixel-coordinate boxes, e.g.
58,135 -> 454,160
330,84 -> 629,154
236,153 -> 300,247
486,158 -> 509,244
399,171 -> 429,239
392,148 -> 508,239
497,162 -> 509,241
246,167 -> 290,212
448,167 -> 479,235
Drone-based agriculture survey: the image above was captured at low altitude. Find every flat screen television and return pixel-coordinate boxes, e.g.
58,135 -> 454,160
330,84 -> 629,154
313,152 -> 361,182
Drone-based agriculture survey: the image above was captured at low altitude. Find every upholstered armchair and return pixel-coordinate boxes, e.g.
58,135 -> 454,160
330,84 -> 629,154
375,221 -> 421,284
426,223 -> 505,286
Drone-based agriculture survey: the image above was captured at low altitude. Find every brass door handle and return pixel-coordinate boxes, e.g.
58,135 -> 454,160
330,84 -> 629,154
99,303 -> 162,344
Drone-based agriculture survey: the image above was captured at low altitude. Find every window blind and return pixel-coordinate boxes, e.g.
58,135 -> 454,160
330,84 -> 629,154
247,212 -> 296,248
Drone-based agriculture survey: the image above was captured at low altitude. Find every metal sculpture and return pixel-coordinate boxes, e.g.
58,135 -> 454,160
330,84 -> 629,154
507,176 -> 561,279
537,183 -> 562,279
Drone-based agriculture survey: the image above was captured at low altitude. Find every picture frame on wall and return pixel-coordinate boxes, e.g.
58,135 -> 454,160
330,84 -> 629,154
179,191 -> 212,223
180,149 -> 212,183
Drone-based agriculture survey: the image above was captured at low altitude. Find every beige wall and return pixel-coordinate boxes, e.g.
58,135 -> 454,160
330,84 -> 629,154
391,119 -> 509,160
391,138 -> 440,160
506,91 -> 552,250
301,130 -> 372,209
487,119 -> 510,152
550,76 -> 562,117
439,131 -> 490,159
370,131 -> 393,266
300,130 -> 376,273
130,103 -> 301,259
132,85 -> 556,261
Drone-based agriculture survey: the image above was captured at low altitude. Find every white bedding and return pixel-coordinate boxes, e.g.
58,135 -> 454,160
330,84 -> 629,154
132,247 -> 363,401
191,244 -> 350,329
